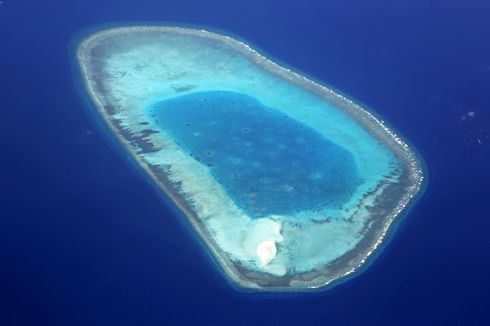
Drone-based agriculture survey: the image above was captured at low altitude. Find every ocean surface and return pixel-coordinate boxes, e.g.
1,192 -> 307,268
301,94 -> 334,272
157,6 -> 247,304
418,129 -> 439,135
1,0 -> 489,325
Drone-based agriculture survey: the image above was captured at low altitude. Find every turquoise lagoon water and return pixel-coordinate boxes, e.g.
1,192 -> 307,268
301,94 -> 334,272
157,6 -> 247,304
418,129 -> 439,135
151,91 -> 361,218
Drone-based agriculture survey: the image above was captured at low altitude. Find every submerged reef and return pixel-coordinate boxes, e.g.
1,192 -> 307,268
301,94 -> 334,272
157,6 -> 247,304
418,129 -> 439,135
75,25 -> 424,291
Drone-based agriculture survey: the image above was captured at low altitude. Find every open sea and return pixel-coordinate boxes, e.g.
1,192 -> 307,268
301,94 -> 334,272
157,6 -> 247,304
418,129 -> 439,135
1,0 -> 489,325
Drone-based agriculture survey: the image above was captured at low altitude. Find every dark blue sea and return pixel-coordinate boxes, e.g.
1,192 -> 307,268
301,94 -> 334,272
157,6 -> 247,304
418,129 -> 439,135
1,0 -> 489,325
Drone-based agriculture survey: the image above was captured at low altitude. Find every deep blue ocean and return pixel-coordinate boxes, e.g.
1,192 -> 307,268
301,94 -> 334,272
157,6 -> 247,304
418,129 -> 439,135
1,0 -> 489,325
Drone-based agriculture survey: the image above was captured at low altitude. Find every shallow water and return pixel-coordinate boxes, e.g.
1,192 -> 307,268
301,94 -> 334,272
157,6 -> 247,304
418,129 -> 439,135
75,25 -> 423,286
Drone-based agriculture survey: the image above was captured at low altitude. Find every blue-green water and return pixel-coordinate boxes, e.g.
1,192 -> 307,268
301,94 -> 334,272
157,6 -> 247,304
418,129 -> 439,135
151,91 -> 361,218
